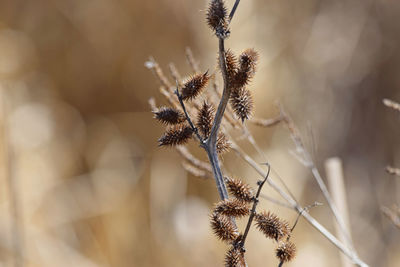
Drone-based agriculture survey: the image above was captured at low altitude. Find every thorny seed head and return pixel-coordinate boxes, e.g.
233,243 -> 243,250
216,133 -> 231,154
214,199 -> 250,218
233,49 -> 259,89
206,0 -> 229,37
196,101 -> 215,138
210,213 -> 239,242
225,177 -> 254,203
154,107 -> 186,125
224,49 -> 238,84
276,241 -> 296,263
158,124 -> 193,146
255,211 -> 290,241
181,71 -> 210,100
225,246 -> 246,267
230,87 -> 253,123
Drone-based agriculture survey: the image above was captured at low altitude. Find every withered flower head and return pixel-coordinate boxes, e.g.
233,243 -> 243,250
196,101 -> 215,138
206,0 -> 228,35
225,49 -> 238,83
158,124 -> 193,146
181,71 -> 210,100
233,49 -> 259,89
154,107 -> 186,125
225,246 -> 246,267
239,49 -> 258,73
214,198 -> 250,218
276,241 -> 296,263
230,87 -> 253,123
210,213 -> 239,242
216,133 -> 231,154
225,177 -> 254,203
255,211 -> 290,241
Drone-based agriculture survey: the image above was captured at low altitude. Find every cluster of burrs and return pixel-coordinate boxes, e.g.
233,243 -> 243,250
211,174 -> 296,266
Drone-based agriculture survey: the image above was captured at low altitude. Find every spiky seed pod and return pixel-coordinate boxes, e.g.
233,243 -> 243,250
276,241 -> 296,263
210,213 -> 239,242
225,246 -> 246,267
158,124 -> 193,146
214,199 -> 250,218
206,0 -> 228,34
224,49 -> 238,84
181,71 -> 210,100
154,107 -> 186,125
239,49 -> 258,73
225,177 -> 254,203
233,49 -> 259,89
196,101 -> 215,138
216,133 -> 231,154
255,211 -> 290,241
230,87 -> 253,122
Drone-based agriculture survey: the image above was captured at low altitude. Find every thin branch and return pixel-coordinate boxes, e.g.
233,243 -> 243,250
175,146 -> 212,173
145,57 -> 173,89
185,47 -> 200,73
182,162 -> 212,179
175,87 -> 205,145
168,63 -> 182,86
251,116 -> 284,128
290,202 -> 322,233
260,193 -> 293,209
281,106 -> 355,253
229,0 -> 241,22
207,38 -> 230,147
240,163 -> 271,248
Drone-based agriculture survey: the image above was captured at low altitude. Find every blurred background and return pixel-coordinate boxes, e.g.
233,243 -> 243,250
0,0 -> 399,266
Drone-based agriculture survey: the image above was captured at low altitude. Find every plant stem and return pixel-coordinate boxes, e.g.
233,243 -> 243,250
175,88 -> 205,145
207,38 -> 229,147
229,0 -> 241,22
240,163 -> 271,248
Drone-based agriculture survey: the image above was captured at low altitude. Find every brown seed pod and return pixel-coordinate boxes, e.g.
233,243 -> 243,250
225,246 -> 246,267
210,213 -> 239,242
181,71 -> 210,100
196,101 -> 215,138
230,87 -> 253,122
214,199 -> 250,218
224,49 -> 238,84
225,177 -> 254,203
232,48 -> 259,89
154,107 -> 186,125
276,241 -> 296,263
216,133 -> 231,154
206,0 -> 227,32
158,124 -> 193,146
255,211 -> 290,241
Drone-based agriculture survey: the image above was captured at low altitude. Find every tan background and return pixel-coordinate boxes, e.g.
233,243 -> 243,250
0,0 -> 399,266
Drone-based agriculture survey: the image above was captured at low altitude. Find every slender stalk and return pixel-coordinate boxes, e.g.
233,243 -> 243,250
281,108 -> 355,253
207,38 -> 229,147
240,163 -> 271,248
229,0 -> 241,22
175,88 -> 205,145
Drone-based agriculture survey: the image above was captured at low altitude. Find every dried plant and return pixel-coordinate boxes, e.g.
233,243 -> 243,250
276,241 -> 296,264
146,0 -> 369,266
